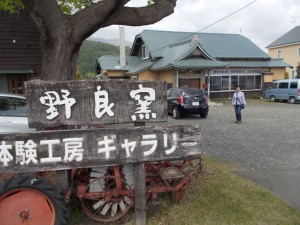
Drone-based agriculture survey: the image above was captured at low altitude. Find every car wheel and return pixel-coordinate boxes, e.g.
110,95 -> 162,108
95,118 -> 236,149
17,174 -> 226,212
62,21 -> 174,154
270,95 -> 276,102
200,112 -> 208,118
289,97 -> 296,104
172,107 -> 180,119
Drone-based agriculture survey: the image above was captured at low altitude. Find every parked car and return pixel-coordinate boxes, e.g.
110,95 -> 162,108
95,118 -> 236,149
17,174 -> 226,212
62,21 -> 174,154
264,79 -> 300,104
167,87 -> 209,119
0,93 -> 35,133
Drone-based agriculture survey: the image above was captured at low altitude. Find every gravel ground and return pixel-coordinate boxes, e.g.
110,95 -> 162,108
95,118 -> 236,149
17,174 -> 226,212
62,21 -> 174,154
165,99 -> 300,210
167,100 -> 300,171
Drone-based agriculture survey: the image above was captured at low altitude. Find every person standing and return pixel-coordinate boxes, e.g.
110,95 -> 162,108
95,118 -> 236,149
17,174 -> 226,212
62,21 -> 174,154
232,85 -> 246,124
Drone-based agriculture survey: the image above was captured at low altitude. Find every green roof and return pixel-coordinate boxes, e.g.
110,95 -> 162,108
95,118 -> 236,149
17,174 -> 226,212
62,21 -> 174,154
225,59 -> 292,68
97,55 -> 153,74
98,30 -> 290,73
137,30 -> 271,59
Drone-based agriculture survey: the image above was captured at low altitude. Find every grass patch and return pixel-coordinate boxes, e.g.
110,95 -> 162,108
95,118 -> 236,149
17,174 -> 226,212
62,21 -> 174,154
70,156 -> 300,225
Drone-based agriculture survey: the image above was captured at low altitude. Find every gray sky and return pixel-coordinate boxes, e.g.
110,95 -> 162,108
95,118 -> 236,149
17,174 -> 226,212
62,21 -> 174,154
91,0 -> 300,52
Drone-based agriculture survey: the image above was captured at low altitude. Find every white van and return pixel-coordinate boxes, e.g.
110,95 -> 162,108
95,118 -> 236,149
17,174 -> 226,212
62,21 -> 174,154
264,79 -> 300,104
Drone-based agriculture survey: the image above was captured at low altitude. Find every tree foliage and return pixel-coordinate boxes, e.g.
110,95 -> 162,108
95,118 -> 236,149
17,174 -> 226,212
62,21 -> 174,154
77,40 -> 131,75
296,63 -> 300,79
0,0 -> 24,12
0,0 -> 100,14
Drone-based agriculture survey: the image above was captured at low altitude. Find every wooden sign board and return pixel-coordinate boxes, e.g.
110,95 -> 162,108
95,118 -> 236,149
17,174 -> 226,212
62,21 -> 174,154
0,125 -> 201,173
25,80 -> 167,128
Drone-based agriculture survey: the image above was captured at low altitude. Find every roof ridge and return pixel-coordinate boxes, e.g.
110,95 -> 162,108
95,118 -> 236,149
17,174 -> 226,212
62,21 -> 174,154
141,29 -> 242,36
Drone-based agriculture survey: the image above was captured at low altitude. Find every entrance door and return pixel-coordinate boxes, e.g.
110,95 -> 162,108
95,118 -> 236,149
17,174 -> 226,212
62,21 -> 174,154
179,79 -> 200,88
7,75 -> 28,94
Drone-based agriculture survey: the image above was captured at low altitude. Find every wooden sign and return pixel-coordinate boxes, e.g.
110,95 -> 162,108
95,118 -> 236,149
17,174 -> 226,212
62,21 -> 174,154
25,80 -> 167,128
0,125 -> 201,173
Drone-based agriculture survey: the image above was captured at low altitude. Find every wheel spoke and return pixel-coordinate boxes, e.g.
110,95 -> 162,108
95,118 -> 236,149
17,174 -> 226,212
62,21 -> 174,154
101,203 -> 111,215
92,199 -> 105,210
80,173 -> 134,222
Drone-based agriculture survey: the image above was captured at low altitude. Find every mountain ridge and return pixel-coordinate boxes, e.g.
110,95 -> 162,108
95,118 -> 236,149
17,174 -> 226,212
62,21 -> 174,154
88,37 -> 132,47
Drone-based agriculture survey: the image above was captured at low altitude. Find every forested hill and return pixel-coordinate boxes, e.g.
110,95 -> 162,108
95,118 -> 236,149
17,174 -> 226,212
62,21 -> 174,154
77,40 -> 131,76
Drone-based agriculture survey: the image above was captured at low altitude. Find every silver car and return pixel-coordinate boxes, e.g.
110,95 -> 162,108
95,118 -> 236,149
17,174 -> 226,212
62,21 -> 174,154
0,93 -> 35,133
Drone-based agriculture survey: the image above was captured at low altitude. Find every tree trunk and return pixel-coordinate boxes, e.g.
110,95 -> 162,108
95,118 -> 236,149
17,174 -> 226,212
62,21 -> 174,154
22,0 -> 177,81
40,34 -> 81,81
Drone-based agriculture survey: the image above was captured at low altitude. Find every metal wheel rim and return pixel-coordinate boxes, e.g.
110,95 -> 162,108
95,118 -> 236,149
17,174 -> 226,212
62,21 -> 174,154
80,176 -> 133,222
0,188 -> 56,225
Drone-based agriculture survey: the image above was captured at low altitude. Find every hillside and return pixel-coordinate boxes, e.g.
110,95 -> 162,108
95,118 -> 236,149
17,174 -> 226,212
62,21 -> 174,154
87,37 -> 132,47
77,40 -> 131,76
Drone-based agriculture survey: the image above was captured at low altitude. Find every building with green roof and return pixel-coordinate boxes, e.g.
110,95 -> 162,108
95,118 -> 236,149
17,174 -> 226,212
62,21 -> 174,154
97,30 -> 291,98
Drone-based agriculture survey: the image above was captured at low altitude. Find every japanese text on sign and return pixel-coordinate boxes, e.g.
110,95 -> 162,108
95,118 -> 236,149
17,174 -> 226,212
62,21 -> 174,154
39,84 -> 156,122
0,133 -> 177,167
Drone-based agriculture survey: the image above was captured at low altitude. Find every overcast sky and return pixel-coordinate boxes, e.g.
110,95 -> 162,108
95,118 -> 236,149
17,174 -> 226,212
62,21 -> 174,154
91,0 -> 300,52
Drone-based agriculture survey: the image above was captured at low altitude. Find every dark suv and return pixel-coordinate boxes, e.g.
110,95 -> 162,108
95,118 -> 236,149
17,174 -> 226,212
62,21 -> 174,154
167,87 -> 209,119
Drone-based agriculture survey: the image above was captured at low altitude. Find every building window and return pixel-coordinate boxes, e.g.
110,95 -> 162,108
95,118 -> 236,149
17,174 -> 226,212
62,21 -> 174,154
277,50 -> 282,59
210,75 -> 262,92
298,48 -> 300,56
142,45 -> 149,59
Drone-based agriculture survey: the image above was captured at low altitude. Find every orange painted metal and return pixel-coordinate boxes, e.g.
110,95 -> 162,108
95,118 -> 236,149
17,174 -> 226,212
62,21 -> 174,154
0,189 -> 56,225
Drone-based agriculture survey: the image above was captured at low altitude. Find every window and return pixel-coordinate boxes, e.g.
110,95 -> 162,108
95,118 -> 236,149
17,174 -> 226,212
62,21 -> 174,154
298,48 -> 300,56
210,75 -> 262,92
230,76 -> 238,90
211,76 -> 221,91
278,82 -> 288,89
254,75 -> 261,89
222,76 -> 229,90
246,76 -> 254,89
170,89 -> 180,97
278,50 -> 282,59
142,45 -> 149,59
290,82 -> 298,89
239,76 -> 246,90
0,96 -> 27,117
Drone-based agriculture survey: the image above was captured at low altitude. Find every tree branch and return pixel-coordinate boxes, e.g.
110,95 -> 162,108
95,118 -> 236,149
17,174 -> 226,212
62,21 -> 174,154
71,0 -> 176,42
103,0 -> 177,27
71,0 -> 130,41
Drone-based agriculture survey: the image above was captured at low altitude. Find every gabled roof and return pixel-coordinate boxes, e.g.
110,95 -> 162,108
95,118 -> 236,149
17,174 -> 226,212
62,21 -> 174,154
97,55 -> 153,75
133,30 -> 270,59
266,26 -> 300,48
98,29 -> 290,74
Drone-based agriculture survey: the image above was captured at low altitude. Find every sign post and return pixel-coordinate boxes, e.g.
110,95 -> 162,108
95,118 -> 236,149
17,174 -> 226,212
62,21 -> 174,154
0,79 -> 201,224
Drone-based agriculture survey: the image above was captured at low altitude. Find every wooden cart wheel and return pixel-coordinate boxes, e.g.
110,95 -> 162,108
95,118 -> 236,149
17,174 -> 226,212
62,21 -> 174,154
0,173 -> 68,225
80,176 -> 134,223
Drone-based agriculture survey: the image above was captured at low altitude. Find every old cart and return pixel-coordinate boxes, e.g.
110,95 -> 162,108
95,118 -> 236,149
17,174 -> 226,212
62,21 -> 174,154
0,80 -> 202,224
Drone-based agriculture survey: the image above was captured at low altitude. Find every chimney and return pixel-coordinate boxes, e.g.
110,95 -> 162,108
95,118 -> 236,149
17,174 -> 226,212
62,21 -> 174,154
119,26 -> 126,68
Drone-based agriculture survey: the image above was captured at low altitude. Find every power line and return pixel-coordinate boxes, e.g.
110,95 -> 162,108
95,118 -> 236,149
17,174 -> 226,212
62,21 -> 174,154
151,0 -> 258,53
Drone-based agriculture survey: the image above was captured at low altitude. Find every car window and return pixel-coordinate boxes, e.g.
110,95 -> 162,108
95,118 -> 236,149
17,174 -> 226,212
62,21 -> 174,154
269,83 -> 277,89
183,89 -> 204,97
0,96 -> 27,117
167,89 -> 171,97
290,82 -> 298,89
278,82 -> 288,89
170,89 -> 180,97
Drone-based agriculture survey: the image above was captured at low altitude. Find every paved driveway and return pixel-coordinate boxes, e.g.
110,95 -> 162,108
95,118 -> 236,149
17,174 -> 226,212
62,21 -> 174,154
166,100 -> 300,210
